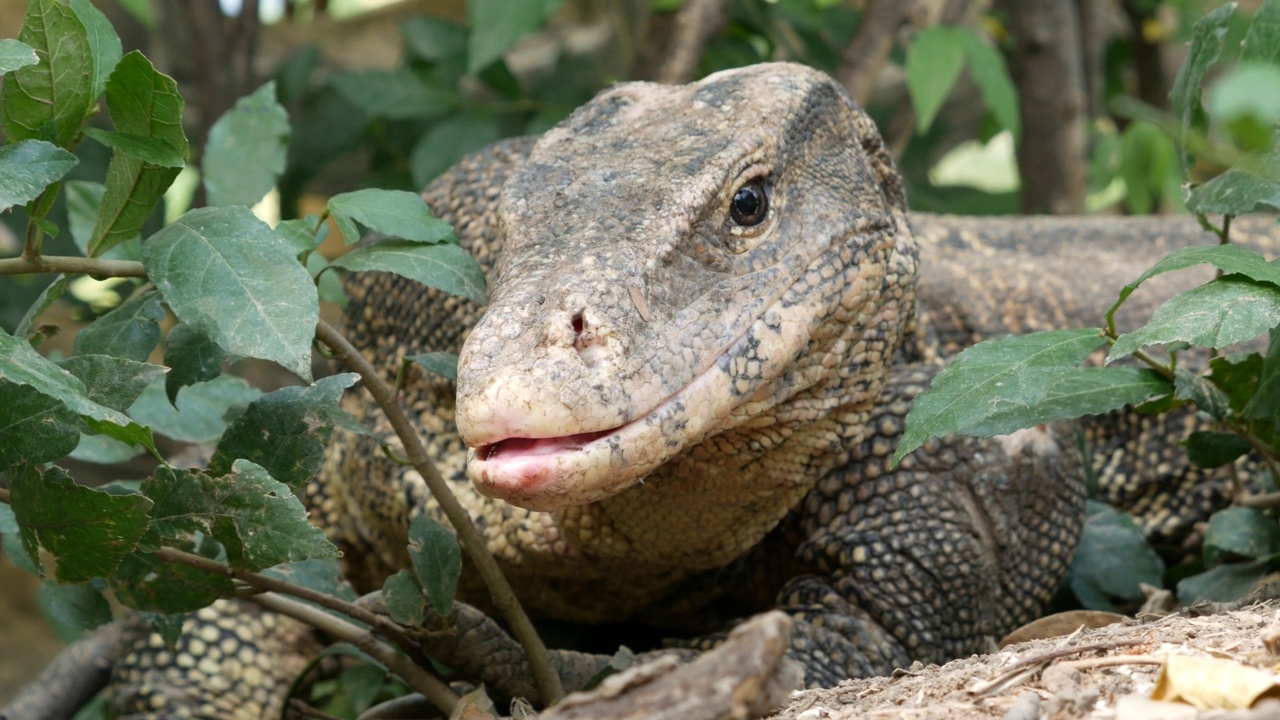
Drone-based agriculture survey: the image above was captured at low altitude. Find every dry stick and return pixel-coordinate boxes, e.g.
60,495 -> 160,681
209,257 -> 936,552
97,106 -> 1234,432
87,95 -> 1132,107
249,591 -> 460,715
0,255 -> 148,278
314,320 -> 566,705
836,0 -> 920,107
654,0 -> 732,85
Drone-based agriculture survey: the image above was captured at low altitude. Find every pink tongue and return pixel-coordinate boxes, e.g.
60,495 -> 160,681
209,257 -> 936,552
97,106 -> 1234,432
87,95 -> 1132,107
482,429 -> 613,460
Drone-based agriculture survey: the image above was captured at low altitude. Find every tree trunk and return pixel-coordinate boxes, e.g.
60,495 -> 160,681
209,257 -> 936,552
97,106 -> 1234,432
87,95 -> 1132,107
998,0 -> 1089,214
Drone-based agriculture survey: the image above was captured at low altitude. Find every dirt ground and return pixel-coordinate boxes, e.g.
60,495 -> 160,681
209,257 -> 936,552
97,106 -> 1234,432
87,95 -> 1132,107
0,556 -> 64,705
767,603 -> 1280,720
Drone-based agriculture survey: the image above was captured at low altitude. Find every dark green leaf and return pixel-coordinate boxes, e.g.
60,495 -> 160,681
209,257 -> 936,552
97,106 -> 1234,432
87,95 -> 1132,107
58,354 -> 167,412
331,240 -> 487,305
327,189 -> 456,245
1,0 -> 95,149
142,206 -> 318,380
203,81 -> 291,208
274,44 -> 319,105
341,663 -> 393,715
407,516 -> 460,618
163,324 -> 225,406
262,558 -> 357,603
304,252 -> 348,309
127,375 -> 261,444
1243,0 -> 1280,64
89,51 -> 187,257
83,128 -> 185,167
0,326 -> 157,456
110,545 -> 233,614
208,374 -> 358,488
1169,3 -> 1235,173
10,463 -> 152,584
0,380 -> 80,467
144,462 -> 338,571
407,352 -> 458,381
1177,558 -> 1274,603
1186,156 -> 1280,216
14,274 -> 68,343
582,647 -> 635,691
0,140 -> 78,212
67,180 -> 141,261
402,17 -> 467,63
38,580 -> 112,641
956,29 -> 1020,140
1068,501 -> 1165,611
1184,431 -> 1253,469
329,69 -> 459,120
906,26 -> 966,135
143,612 -> 185,650
0,39 -> 38,74
71,291 -> 164,362
1205,506 -> 1280,564
1174,368 -> 1234,420
69,0 -> 121,100
467,0 -> 565,74
1246,332 -> 1280,419
276,217 -> 322,254
1110,276 -> 1280,360
381,569 -> 426,627
896,329 -> 1170,462
410,113 -> 503,188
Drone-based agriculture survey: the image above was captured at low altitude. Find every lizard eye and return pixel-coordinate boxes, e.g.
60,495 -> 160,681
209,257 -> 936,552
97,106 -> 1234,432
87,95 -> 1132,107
729,180 -> 769,226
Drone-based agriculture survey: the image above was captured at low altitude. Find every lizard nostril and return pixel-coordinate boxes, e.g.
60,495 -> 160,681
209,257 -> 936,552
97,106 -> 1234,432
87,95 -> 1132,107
571,310 -> 608,366
571,311 -> 585,336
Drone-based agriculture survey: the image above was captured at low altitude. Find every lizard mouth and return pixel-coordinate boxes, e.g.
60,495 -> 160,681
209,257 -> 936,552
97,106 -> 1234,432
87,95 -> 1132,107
476,428 -> 617,462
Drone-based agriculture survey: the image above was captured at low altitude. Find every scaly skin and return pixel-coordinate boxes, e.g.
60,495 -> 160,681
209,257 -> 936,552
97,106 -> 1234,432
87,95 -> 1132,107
73,63 -> 1280,716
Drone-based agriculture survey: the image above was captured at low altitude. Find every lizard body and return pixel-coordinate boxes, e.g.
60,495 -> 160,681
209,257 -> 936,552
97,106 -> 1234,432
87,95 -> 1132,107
90,63 -> 1279,717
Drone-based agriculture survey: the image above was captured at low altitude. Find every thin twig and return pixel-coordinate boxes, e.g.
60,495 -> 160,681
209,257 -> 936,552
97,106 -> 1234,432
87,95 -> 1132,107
0,255 -> 147,278
836,0 -> 920,106
654,0 -> 732,85
314,321 -> 565,705
1059,654 -> 1163,671
249,592 -> 460,715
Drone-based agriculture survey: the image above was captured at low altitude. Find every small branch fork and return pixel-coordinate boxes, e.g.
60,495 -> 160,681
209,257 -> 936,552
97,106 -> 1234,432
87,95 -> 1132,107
0,255 -> 564,706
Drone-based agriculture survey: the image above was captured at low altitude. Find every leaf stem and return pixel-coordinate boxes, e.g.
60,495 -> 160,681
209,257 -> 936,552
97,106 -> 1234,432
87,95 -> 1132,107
0,255 -> 147,278
314,320 -> 565,705
248,591 -> 460,715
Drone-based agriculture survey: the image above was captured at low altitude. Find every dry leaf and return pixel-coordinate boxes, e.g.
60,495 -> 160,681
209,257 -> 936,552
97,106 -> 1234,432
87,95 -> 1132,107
1151,655 -> 1280,709
998,610 -> 1125,647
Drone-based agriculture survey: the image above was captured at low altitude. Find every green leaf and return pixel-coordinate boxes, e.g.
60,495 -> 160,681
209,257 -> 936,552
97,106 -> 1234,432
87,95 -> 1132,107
402,17 -> 467,63
274,44 -> 320,105
0,380 -> 80,468
145,462 -> 338,571
0,326 -> 157,455
58,355 -> 167,412
331,240 -> 487,305
0,39 -> 38,74
327,189 -> 456,245
906,26 -> 967,135
956,29 -> 1020,140
1243,0 -> 1280,65
83,128 -> 185,167
1177,558 -> 1275,603
3,533 -> 38,575
410,113 -> 503,188
1185,430 -> 1253,469
10,463 -> 152,584
329,69 -> 460,120
407,352 -> 458,381
381,569 -> 426,627
143,612 -> 185,650
162,324 -> 225,405
262,558 -> 356,603
1068,501 -> 1165,611
69,0 -> 122,100
38,580 -> 112,642
1174,368 -> 1233,420
208,374 -> 359,488
1,0 -> 95,149
305,251 -> 348,309
467,0 -> 565,74
71,290 -> 165,362
70,433 -> 144,465
275,217 -> 322,255
0,140 -> 78,212
14,274 -> 68,343
110,542 -> 234,614
67,180 -> 140,261
895,329 -> 1170,462
407,516 -> 461,619
127,375 -> 261,445
202,81 -> 291,208
1110,276 -> 1280,360
1107,245 -> 1280,329
1205,506 -> 1280,564
1169,2 -> 1235,174
1245,332 -> 1280,419
88,51 -> 187,257
1186,156 -> 1280,216
143,206 -> 319,380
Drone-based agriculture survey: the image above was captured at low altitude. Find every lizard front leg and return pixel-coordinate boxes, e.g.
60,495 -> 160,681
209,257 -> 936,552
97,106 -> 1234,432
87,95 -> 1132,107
780,365 -> 1088,686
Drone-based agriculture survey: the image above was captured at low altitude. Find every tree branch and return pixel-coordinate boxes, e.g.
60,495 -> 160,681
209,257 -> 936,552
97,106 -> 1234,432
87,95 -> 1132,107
0,619 -> 148,719
654,0 -> 732,85
0,255 -> 147,278
248,592 -> 460,715
836,0 -> 920,107
314,321 -> 565,705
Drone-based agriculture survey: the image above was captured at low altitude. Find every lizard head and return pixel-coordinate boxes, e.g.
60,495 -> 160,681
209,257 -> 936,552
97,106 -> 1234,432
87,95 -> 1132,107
455,62 -> 915,512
